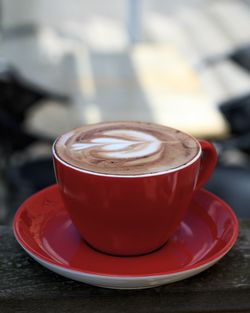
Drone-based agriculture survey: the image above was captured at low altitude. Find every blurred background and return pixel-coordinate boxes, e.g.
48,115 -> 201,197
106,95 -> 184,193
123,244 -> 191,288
1,0 -> 250,225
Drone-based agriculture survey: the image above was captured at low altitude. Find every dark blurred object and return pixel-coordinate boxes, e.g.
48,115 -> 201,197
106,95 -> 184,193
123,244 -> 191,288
0,61 -> 66,152
231,44 -> 250,73
0,63 -> 45,124
8,158 -> 55,191
6,158 -> 55,224
206,164 -> 250,218
0,61 -> 65,225
205,99 -> 250,217
0,64 -> 39,151
220,96 -> 250,135
219,94 -> 250,154
222,43 -> 250,139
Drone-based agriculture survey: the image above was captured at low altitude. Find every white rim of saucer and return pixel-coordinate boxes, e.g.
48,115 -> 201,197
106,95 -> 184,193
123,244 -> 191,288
17,238 -> 232,281
52,125 -> 202,178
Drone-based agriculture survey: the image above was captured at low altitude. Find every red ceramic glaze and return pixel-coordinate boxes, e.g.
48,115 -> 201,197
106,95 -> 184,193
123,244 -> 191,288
52,139 -> 217,256
13,185 -> 238,277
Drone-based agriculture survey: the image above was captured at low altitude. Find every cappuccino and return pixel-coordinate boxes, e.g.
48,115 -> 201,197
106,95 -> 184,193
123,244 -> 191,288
54,121 -> 200,176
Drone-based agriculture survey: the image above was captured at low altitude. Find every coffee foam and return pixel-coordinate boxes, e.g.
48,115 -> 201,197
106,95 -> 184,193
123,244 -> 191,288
54,122 -> 200,176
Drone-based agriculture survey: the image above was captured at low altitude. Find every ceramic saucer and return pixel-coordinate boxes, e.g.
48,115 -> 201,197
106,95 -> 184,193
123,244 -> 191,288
13,185 -> 238,289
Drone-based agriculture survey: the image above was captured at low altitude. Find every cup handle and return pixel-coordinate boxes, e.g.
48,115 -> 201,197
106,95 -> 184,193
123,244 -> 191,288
195,140 -> 217,190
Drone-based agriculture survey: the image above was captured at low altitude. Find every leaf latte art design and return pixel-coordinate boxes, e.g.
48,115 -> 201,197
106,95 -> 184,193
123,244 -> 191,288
55,121 -> 200,175
70,130 -> 162,160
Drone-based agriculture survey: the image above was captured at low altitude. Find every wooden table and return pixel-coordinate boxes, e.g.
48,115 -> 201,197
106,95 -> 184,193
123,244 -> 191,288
0,221 -> 250,313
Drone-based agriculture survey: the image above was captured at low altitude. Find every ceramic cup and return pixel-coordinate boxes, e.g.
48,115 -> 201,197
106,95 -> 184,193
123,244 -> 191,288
53,126 -> 217,256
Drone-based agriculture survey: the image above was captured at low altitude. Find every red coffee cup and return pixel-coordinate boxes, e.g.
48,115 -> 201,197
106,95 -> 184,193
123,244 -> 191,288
53,131 -> 217,256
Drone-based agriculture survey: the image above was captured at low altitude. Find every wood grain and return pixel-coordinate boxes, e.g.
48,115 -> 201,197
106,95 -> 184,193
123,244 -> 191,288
0,221 -> 249,313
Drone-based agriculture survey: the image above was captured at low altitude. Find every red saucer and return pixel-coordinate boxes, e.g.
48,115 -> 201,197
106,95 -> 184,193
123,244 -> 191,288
13,185 -> 238,289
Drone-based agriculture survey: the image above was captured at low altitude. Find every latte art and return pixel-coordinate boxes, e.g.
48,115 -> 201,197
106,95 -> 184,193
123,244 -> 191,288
71,129 -> 161,160
55,122 -> 200,175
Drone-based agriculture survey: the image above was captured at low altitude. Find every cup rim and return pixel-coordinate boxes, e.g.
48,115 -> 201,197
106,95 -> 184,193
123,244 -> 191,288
52,123 -> 202,178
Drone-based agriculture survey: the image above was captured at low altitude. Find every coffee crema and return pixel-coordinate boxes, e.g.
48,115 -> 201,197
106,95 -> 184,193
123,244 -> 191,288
54,121 -> 200,175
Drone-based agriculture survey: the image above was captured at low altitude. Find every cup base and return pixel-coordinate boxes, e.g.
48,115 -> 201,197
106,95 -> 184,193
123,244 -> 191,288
82,238 -> 169,257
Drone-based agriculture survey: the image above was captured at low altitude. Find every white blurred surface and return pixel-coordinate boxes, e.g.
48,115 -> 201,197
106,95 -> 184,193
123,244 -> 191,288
1,0 -> 250,138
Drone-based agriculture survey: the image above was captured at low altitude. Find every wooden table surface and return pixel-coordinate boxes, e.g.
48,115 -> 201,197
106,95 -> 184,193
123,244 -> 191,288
0,221 -> 250,313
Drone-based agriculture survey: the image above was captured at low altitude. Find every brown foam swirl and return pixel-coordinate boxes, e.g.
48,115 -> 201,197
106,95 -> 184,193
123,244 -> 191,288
55,122 -> 200,175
